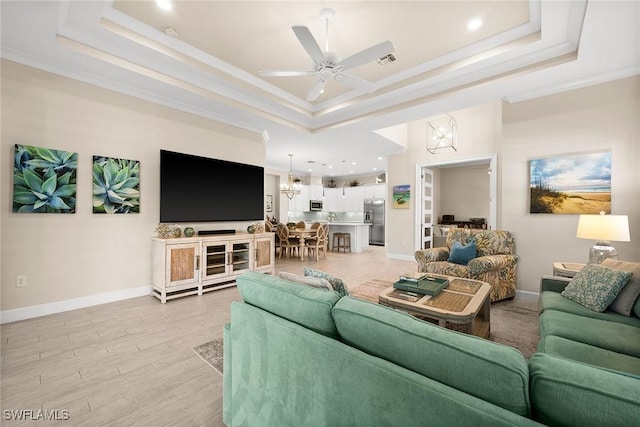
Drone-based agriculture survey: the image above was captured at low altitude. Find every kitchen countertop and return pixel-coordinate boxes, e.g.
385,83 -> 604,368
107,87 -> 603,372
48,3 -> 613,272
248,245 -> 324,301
327,222 -> 371,226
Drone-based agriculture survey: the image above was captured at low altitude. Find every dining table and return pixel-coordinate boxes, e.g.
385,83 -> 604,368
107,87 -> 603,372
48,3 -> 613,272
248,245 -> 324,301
287,228 -> 318,261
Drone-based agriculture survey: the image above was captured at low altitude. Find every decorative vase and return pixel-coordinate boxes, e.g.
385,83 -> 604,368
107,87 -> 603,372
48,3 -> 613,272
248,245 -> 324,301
183,227 -> 195,237
247,224 -> 256,234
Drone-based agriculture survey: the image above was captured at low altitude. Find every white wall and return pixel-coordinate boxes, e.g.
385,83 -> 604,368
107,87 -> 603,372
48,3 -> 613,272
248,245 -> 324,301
387,101 -> 501,257
439,166 -> 490,222
1,60 -> 265,314
501,76 -> 640,295
386,77 -> 639,297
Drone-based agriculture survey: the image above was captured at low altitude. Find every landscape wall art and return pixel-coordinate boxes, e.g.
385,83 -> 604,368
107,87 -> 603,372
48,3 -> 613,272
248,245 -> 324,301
392,184 -> 410,209
93,156 -> 140,214
13,144 -> 78,213
529,151 -> 611,214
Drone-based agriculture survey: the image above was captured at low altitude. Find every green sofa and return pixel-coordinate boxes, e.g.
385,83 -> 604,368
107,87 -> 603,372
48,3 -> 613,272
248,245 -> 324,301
223,271 -> 640,426
224,271 -> 541,426
531,274 -> 640,426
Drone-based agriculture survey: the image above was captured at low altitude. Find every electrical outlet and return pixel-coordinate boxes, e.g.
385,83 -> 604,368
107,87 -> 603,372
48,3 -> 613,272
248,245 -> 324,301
16,275 -> 27,287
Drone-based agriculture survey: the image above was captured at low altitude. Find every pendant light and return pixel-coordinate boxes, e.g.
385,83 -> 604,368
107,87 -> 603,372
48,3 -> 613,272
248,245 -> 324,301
281,154 -> 302,200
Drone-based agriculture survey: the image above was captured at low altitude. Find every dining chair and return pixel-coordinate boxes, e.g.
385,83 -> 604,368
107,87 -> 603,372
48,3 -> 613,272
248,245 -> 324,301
296,221 -> 306,229
276,223 -> 297,258
305,223 -> 328,261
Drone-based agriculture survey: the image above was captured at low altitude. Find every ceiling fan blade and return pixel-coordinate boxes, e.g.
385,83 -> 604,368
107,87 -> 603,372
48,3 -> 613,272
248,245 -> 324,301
336,73 -> 378,93
306,78 -> 327,101
292,26 -> 326,63
259,70 -> 315,77
337,41 -> 395,71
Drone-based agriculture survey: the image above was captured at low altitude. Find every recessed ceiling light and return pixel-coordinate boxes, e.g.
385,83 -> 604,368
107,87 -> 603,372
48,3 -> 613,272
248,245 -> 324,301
468,18 -> 483,31
351,161 -> 356,165
373,167 -> 378,171
155,0 -> 173,11
377,156 -> 383,160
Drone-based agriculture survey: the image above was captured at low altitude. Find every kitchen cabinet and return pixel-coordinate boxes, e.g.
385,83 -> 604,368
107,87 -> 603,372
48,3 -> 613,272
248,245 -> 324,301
322,187 -> 339,212
289,185 -> 310,211
363,184 -> 387,200
342,186 -> 364,212
152,232 -> 274,303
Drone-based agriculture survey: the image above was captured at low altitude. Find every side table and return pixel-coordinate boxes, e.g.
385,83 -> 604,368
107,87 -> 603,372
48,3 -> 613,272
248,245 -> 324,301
552,262 -> 586,278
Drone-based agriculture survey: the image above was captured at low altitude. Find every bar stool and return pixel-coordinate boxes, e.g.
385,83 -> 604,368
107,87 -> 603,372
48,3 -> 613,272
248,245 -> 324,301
332,232 -> 351,253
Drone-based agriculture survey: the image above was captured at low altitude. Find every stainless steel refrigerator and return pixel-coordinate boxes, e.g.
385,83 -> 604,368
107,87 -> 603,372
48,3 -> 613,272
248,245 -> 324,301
364,199 -> 385,246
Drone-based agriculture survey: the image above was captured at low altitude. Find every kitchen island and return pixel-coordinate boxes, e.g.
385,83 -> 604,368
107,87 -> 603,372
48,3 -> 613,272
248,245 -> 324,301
327,223 -> 371,253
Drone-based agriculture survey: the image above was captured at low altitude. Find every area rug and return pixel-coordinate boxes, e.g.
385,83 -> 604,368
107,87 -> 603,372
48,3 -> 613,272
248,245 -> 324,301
350,279 -> 539,358
193,339 -> 224,375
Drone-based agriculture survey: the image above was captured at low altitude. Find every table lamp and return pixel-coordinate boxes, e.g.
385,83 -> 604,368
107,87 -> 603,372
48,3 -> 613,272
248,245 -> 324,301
576,212 -> 630,264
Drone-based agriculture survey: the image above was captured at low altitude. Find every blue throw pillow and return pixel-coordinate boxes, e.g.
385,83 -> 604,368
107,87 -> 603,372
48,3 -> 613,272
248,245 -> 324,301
448,240 -> 477,265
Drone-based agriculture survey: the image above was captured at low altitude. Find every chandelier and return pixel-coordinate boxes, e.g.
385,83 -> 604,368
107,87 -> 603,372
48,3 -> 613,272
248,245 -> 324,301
427,113 -> 457,154
280,154 -> 302,200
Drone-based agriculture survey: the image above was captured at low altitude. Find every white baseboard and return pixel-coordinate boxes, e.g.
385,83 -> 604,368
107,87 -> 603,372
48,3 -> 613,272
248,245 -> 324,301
0,286 -> 152,324
386,253 -> 416,262
515,289 -> 540,302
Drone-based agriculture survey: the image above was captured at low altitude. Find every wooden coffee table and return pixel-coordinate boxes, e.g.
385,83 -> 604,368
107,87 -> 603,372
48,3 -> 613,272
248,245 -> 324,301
378,276 -> 491,338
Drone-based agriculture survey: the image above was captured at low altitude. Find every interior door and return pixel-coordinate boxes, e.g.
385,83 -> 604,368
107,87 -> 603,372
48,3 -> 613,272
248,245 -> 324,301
420,168 -> 434,250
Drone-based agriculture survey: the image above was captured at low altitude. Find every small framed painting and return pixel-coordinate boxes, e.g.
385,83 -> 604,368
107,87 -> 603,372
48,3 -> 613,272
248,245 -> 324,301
13,144 -> 78,213
529,151 -> 611,214
266,195 -> 273,212
392,184 -> 410,209
93,156 -> 140,214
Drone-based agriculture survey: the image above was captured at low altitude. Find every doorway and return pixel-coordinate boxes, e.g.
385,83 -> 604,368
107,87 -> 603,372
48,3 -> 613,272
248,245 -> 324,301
415,155 -> 497,251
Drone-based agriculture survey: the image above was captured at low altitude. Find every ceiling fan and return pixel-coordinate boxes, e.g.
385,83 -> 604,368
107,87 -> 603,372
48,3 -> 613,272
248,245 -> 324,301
258,8 -> 395,102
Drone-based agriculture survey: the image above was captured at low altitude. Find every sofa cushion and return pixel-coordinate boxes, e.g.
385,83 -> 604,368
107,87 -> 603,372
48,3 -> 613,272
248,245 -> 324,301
332,296 -> 531,416
236,271 -> 341,338
539,291 -> 640,327
278,271 -> 333,291
304,267 -> 349,296
539,310 -> 640,357
538,334 -> 640,376
602,259 -> 640,316
448,240 -> 477,265
560,263 -> 632,312
529,353 -> 640,427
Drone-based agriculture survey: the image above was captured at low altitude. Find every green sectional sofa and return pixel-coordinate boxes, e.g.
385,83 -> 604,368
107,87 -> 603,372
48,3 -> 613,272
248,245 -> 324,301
532,274 -> 640,425
223,271 -> 640,426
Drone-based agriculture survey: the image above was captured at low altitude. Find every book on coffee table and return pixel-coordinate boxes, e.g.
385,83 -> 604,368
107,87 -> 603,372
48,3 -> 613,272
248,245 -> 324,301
399,272 -> 429,282
393,276 -> 449,296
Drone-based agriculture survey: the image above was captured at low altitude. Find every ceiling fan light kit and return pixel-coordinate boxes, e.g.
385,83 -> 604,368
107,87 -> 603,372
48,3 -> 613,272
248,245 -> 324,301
258,8 -> 395,101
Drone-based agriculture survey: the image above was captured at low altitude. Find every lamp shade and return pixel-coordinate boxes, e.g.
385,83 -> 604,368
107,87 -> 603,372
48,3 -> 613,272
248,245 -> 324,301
576,214 -> 630,242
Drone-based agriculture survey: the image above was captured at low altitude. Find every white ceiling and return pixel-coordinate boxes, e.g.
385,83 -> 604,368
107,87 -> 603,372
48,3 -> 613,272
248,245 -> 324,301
1,1 -> 639,177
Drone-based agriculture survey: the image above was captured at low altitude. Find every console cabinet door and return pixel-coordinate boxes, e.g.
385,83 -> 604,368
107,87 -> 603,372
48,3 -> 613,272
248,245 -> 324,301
202,241 -> 229,281
166,243 -> 199,287
254,235 -> 275,272
229,239 -> 252,276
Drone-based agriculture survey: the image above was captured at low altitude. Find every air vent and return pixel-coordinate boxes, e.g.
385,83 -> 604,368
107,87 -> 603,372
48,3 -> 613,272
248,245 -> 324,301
163,26 -> 179,38
377,53 -> 396,65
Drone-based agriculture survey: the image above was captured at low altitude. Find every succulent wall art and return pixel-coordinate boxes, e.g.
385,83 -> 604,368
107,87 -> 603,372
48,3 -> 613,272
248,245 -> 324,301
13,144 -> 78,213
93,156 -> 140,214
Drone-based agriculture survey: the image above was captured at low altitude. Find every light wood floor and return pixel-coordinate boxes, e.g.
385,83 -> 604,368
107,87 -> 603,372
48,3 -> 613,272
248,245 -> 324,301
1,246 -> 415,426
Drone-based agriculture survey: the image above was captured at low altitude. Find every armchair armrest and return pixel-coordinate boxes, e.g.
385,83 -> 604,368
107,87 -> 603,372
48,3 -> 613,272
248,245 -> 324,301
415,247 -> 449,271
468,254 -> 518,276
540,275 -> 572,293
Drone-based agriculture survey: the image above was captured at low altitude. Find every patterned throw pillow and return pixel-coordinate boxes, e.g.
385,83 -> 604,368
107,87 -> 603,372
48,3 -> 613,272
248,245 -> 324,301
303,267 -> 350,296
561,263 -> 632,312
448,240 -> 477,265
278,272 -> 333,292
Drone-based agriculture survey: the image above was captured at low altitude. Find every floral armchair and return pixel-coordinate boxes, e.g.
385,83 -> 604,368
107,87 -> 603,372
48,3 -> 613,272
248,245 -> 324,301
415,228 -> 519,302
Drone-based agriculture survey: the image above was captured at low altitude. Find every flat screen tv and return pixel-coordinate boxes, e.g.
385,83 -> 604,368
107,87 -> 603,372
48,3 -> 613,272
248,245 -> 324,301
160,150 -> 264,222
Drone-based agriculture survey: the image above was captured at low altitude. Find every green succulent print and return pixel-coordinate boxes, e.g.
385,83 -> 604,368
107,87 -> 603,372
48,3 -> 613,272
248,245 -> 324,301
93,156 -> 140,214
13,144 -> 77,213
